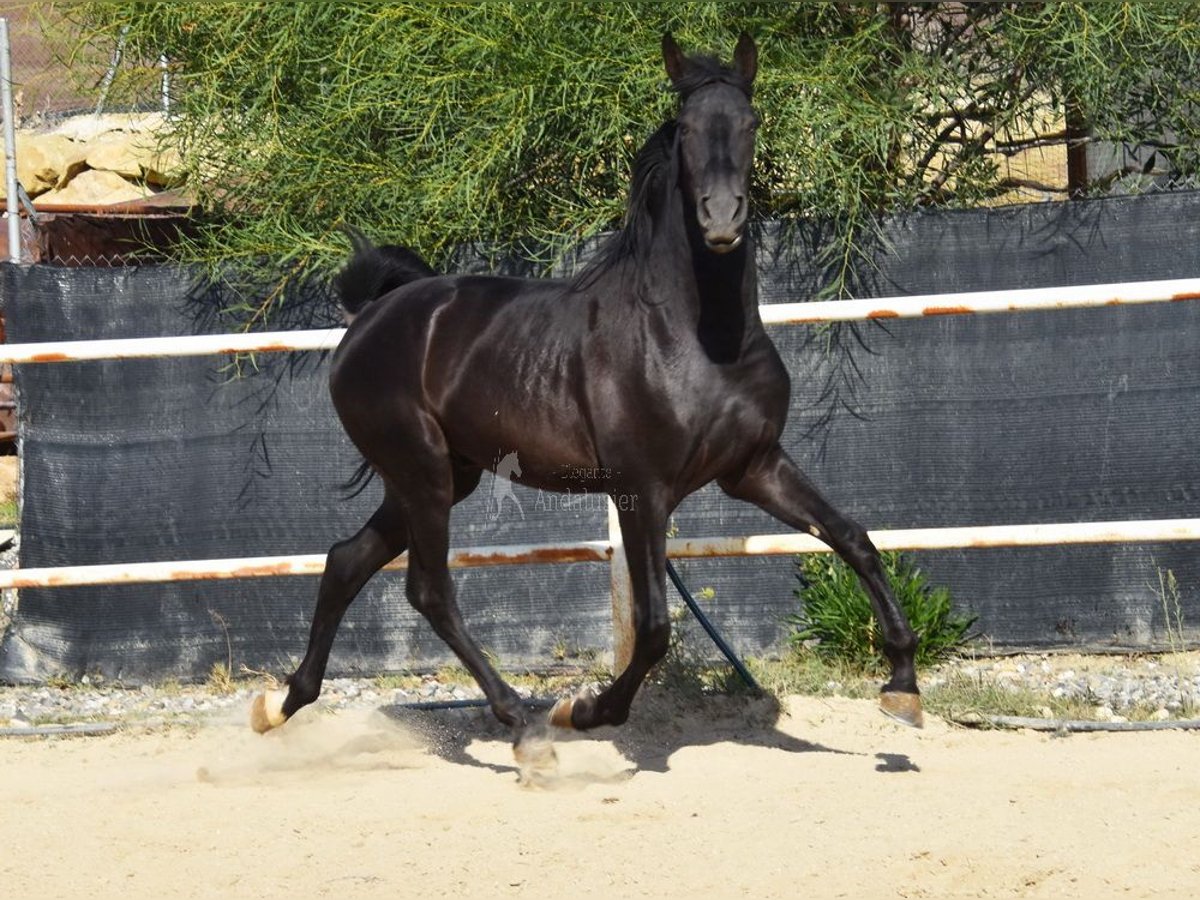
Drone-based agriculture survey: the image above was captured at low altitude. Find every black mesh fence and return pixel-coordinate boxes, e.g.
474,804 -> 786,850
2,191 -> 1200,683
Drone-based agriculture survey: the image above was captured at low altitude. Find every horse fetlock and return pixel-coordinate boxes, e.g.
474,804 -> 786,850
493,695 -> 529,730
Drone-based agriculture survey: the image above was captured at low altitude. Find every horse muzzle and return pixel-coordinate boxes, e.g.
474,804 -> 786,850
703,231 -> 744,253
698,191 -> 746,253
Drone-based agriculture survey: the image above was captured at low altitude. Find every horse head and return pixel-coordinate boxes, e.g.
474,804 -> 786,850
662,32 -> 758,254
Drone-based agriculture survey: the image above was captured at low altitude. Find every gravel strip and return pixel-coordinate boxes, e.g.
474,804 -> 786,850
925,652 -> 1200,722
0,675 -> 503,732
1,652 -> 1198,732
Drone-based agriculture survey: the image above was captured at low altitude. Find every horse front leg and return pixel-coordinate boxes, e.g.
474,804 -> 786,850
720,444 -> 923,727
551,491 -> 670,731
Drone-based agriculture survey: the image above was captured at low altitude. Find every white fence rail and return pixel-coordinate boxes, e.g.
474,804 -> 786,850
3,276 -> 1199,666
3,277 -> 1199,365
3,518 -> 1199,592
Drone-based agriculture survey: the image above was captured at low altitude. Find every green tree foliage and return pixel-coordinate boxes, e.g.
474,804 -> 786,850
68,2 -> 1200,320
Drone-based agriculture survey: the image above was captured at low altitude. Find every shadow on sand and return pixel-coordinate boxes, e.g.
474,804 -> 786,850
379,685 -> 881,780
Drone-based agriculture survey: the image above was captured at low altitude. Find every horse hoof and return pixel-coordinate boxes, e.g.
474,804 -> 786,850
513,726 -> 558,785
548,696 -> 576,730
880,691 -> 924,729
250,689 -> 288,734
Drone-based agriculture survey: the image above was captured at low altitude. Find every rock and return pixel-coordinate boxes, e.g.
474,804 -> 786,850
5,111 -> 185,208
10,133 -> 89,196
49,112 -> 167,143
1152,708 -> 1171,721
83,134 -> 146,179
34,169 -> 150,207
85,133 -> 184,186
1093,705 -> 1114,721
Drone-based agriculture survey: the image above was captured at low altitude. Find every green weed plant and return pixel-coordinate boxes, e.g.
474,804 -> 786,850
788,551 -> 976,674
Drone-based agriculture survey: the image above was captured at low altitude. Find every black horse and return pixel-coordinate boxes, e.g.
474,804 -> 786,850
251,33 -> 922,747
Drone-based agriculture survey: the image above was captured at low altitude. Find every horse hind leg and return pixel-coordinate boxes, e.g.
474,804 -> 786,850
386,443 -> 546,735
251,492 -> 408,733
251,460 -> 482,734
404,484 -> 560,779
550,492 -> 672,733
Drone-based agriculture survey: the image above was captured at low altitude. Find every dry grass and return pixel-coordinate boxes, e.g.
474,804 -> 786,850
0,456 -> 17,525
0,457 -> 17,505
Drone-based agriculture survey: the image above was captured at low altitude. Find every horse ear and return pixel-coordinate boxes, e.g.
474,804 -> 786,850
662,32 -> 686,85
733,31 -> 757,84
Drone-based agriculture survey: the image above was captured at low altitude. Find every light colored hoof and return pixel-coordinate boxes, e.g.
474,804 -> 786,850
249,689 -> 288,734
548,696 -> 576,730
880,691 -> 924,729
513,727 -> 559,785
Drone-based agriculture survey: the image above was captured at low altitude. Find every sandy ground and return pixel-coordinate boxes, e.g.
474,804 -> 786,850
3,690 -> 1199,900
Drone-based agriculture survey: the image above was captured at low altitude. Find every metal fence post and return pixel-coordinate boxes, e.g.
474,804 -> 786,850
0,17 -> 20,264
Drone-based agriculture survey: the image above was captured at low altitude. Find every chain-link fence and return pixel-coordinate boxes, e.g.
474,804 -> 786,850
2,2 -> 167,126
3,3 -> 93,125
0,4 -> 184,268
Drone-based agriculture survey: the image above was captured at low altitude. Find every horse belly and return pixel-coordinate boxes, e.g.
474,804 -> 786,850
439,392 -> 600,490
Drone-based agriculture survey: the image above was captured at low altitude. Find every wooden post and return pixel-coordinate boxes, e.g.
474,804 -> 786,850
608,497 -> 634,673
1066,99 -> 1089,199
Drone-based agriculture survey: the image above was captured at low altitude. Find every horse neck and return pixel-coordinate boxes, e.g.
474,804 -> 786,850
663,191 -> 758,363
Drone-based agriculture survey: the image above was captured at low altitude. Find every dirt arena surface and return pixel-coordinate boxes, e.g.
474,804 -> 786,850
3,690 -> 1198,899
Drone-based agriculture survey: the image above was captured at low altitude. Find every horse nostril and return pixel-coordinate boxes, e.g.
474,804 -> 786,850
700,195 -> 712,222
734,195 -> 745,222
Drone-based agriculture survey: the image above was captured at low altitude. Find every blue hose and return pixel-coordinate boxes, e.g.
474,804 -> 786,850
666,559 -> 759,691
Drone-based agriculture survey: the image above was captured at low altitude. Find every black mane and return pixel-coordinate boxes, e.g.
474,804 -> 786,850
572,119 -> 679,289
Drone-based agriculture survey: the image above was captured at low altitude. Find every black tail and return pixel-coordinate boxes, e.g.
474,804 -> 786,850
339,457 -> 376,500
334,226 -> 437,321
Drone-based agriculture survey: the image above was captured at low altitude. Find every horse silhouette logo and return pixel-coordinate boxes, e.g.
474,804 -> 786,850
487,451 -> 525,521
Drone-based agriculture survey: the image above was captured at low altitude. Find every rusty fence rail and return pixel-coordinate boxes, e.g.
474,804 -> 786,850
3,519 -> 1200,593
3,275 -> 1200,665
3,276 -> 1200,365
